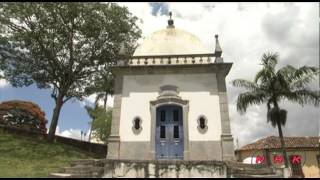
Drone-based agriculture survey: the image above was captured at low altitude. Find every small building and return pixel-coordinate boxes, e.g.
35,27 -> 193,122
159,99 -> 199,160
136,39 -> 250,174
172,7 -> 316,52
106,13 -> 234,162
235,136 -> 320,178
101,12 -> 236,178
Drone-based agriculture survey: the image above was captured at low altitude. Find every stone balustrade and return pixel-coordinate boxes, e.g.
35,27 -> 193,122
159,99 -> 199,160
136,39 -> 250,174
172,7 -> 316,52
116,53 -> 224,66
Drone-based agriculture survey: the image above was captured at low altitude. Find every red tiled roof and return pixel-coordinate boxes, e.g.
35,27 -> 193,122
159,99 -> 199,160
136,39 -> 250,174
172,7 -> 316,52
238,136 -> 320,151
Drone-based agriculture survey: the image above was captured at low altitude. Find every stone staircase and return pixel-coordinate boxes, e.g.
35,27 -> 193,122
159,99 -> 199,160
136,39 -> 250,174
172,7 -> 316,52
48,159 -> 106,178
49,159 -> 284,178
226,162 -> 283,178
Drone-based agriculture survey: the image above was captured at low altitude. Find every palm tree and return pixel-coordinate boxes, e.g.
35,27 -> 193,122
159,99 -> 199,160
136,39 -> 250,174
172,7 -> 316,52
94,86 -> 113,109
86,71 -> 113,142
232,52 -> 320,168
94,71 -> 114,109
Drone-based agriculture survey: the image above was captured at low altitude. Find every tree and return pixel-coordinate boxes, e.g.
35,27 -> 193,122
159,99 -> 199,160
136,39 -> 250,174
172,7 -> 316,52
85,105 -> 112,143
0,2 -> 141,142
0,100 -> 48,133
86,43 -> 134,109
86,69 -> 114,109
232,52 -> 320,168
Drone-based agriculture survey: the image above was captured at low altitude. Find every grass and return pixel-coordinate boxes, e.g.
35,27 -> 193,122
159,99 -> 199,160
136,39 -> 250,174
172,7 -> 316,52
0,130 -> 97,178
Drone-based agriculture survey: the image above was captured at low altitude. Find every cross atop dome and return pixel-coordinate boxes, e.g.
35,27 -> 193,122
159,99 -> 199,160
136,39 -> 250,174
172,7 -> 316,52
167,11 -> 175,28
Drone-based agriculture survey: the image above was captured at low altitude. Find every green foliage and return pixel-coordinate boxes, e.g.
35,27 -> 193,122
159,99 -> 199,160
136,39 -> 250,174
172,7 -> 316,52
0,2 -> 141,139
0,100 -> 48,133
85,105 -> 112,143
0,2 -> 141,100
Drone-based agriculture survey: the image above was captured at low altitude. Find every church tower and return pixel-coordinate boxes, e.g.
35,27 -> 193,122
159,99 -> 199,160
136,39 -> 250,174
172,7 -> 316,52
107,13 -> 234,161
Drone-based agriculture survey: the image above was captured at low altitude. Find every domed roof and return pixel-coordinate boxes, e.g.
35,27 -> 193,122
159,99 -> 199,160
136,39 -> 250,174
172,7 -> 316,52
133,27 -> 210,56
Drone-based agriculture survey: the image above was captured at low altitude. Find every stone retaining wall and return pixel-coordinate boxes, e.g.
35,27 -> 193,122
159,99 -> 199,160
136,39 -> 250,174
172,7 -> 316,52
103,159 -> 228,178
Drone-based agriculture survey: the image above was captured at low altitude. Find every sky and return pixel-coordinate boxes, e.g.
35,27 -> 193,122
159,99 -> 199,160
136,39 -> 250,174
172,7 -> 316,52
0,2 -> 319,147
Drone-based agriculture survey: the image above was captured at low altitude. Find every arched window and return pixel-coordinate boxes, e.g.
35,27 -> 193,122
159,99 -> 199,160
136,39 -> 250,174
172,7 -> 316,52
132,117 -> 142,134
197,115 -> 208,133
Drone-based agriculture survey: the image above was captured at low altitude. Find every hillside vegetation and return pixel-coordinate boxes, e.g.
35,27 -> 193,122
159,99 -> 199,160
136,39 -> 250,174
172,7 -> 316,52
0,130 -> 97,178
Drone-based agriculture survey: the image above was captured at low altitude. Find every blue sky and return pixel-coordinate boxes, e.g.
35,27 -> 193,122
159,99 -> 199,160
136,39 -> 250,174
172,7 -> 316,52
0,84 -> 93,137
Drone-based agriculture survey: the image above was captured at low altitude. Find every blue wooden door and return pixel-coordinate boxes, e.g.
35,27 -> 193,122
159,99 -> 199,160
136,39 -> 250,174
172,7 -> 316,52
156,105 -> 183,160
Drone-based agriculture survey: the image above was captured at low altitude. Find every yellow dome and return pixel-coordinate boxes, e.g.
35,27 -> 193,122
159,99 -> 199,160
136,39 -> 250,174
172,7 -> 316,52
133,27 -> 210,56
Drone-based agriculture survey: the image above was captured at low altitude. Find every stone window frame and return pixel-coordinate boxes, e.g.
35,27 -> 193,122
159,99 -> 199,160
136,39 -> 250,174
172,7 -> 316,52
132,116 -> 143,134
197,115 -> 208,133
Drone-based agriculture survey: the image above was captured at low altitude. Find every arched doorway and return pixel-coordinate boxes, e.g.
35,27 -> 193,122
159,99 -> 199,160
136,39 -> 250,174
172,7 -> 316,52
156,105 -> 183,160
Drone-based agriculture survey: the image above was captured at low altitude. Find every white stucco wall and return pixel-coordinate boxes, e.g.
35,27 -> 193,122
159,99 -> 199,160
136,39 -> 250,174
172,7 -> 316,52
119,73 -> 222,142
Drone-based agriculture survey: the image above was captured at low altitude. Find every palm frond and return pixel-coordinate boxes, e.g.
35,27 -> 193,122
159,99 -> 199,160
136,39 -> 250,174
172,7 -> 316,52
281,91 -> 304,106
261,52 -> 278,69
236,91 -> 266,113
254,69 -> 266,83
285,89 -> 320,107
277,65 -> 296,79
231,79 -> 259,91
289,66 -> 319,89
255,53 -> 278,84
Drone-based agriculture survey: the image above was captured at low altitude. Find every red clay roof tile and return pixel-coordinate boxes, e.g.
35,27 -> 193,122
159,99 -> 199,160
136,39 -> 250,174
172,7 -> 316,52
239,136 -> 320,151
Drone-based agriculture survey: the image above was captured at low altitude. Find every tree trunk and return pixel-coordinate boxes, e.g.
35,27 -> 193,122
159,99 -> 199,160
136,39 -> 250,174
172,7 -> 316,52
88,122 -> 93,143
274,101 -> 289,168
47,94 -> 64,142
265,149 -> 272,167
103,93 -> 108,109
276,120 -> 289,168
88,102 -> 99,143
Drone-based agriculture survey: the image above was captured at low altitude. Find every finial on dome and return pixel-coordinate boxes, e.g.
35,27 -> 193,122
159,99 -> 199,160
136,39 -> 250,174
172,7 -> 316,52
167,11 -> 175,28
214,34 -> 222,57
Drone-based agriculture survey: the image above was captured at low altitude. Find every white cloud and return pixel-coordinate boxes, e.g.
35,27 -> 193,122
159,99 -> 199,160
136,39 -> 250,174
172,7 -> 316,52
55,125 -> 91,141
80,93 -> 114,108
0,79 -> 8,88
0,71 -> 8,88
